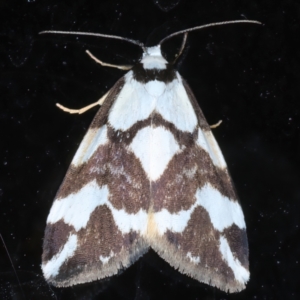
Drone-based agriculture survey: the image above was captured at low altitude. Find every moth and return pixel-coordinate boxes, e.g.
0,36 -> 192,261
40,20 -> 260,293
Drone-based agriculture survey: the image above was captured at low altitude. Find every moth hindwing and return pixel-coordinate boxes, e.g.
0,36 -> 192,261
41,23 -> 256,293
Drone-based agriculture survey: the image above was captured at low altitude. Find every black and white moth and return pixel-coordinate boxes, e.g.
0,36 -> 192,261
40,20 -> 260,293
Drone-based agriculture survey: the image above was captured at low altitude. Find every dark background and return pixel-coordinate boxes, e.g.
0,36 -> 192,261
1,0 -> 299,299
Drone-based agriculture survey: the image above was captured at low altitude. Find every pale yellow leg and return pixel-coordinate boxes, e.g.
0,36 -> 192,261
56,92 -> 108,114
210,120 -> 223,129
86,50 -> 133,70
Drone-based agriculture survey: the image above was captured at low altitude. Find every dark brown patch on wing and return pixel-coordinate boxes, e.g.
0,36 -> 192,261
50,205 -> 147,286
207,167 -> 238,201
151,135 -> 238,213
222,225 -> 249,268
55,140 -> 150,213
106,144 -> 150,213
151,147 -> 200,213
169,206 -> 234,281
54,144 -> 110,199
42,221 -> 74,263
150,205 -> 237,292
107,112 -> 195,147
71,205 -> 125,265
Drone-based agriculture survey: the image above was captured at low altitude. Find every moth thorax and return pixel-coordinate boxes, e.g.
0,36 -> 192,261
141,45 -> 168,70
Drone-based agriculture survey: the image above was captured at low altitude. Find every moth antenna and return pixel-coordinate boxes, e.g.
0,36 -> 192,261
39,30 -> 146,51
159,20 -> 262,45
172,32 -> 188,64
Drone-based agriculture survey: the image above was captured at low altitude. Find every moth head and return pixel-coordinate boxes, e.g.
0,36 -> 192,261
141,45 -> 168,70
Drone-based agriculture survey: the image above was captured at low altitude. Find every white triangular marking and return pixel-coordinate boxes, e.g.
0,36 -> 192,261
129,126 -> 180,181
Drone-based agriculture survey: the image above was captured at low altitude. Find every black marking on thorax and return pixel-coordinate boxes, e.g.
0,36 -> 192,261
132,63 -> 177,83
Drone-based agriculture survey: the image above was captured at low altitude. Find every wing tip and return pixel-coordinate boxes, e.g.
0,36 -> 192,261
148,235 -> 248,293
42,238 -> 149,287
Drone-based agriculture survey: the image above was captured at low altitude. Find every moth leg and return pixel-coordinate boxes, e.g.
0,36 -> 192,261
56,91 -> 109,114
210,120 -> 223,129
86,50 -> 133,70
